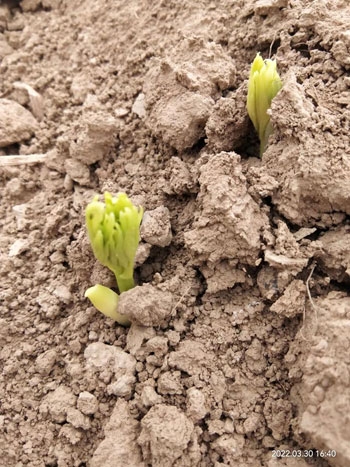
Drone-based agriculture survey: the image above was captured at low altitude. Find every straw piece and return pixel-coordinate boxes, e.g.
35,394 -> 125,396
0,154 -> 47,166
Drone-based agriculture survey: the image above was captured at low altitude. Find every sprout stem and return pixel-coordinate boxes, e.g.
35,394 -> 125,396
116,275 -> 135,294
260,140 -> 265,157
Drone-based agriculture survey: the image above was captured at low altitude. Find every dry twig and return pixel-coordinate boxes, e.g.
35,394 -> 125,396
300,263 -> 319,340
0,154 -> 47,166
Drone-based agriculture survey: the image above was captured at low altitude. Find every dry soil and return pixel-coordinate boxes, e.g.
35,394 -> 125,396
1,0 -> 350,466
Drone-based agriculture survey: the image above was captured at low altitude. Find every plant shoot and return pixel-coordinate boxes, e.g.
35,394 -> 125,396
85,192 -> 143,325
247,53 -> 282,156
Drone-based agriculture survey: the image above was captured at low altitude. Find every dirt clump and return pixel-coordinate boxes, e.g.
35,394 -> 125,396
138,404 -> 198,467
286,292 -> 350,467
90,399 -> 144,467
0,98 -> 38,147
143,36 -> 235,151
117,284 -> 173,327
185,151 -> 269,293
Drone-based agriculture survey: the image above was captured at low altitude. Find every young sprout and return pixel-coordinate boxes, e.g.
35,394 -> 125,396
247,53 -> 282,156
85,192 -> 143,325
85,284 -> 130,326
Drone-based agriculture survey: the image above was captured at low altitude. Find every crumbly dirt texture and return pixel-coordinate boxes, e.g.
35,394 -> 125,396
1,0 -> 350,466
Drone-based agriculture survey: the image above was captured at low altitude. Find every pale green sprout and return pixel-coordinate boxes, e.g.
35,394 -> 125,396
85,284 -> 130,326
84,192 -> 143,325
247,53 -> 282,156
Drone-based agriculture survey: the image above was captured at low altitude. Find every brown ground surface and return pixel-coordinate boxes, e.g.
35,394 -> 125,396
1,0 -> 350,466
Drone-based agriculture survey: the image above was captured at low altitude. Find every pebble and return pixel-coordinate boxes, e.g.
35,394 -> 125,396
77,391 -> 99,415
0,98 -> 38,147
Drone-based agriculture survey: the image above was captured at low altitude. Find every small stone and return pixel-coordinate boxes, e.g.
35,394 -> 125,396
186,387 -> 208,421
138,404 -> 194,466
146,336 -> 168,356
143,37 -> 235,151
41,386 -> 77,423
12,204 -> 27,230
64,158 -> 90,185
243,412 -> 262,434
67,408 -> 91,430
141,206 -> 172,247
9,239 -> 29,257
0,37 -> 14,58
7,16 -> 25,31
166,157 -> 195,195
117,284 -> 173,327
307,404 -> 318,415
262,436 -> 275,448
90,400 -> 144,467
313,385 -> 325,403
77,392 -> 98,415
0,99 -> 38,147
205,89 -> 249,152
45,149 -> 65,173
59,425 -> 82,445
212,433 -> 245,458
0,5 -> 10,28
270,280 -> 306,318
141,386 -> 162,407
20,0 -> 42,12
52,285 -> 71,303
70,73 -> 92,103
49,251 -> 65,264
107,375 -> 136,397
134,242 -> 152,267
114,107 -> 129,117
88,331 -> 98,341
85,343 -> 136,397
41,0 -> 60,8
69,111 -> 119,164
158,371 -> 182,395
132,93 -> 146,118
69,339 -> 81,354
255,0 -> 288,15
126,324 -> 156,355
36,349 -> 56,375
63,174 -> 73,191
166,330 -> 180,346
